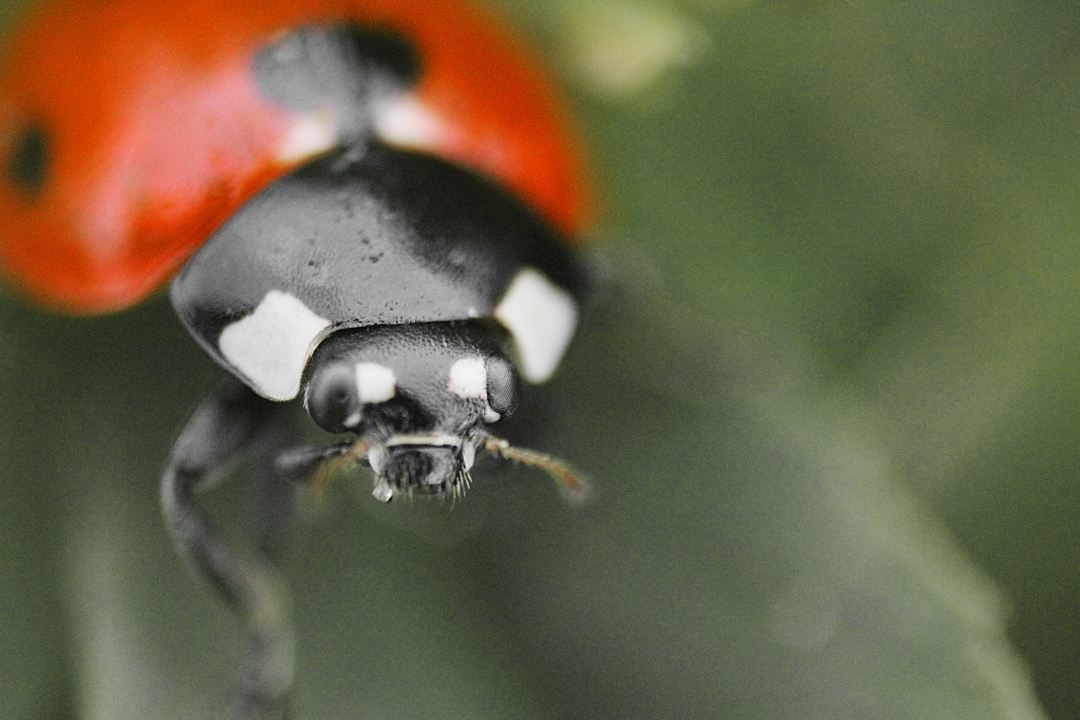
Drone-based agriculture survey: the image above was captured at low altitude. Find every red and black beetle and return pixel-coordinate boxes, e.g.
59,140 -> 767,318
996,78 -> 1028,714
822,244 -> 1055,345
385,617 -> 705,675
0,0 -> 593,715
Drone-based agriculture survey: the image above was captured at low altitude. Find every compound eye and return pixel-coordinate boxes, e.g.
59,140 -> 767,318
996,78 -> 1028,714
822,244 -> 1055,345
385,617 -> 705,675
306,363 -> 360,433
485,355 -> 519,420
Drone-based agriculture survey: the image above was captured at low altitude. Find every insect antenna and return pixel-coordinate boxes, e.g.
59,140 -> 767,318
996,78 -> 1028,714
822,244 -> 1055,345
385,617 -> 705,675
478,434 -> 590,502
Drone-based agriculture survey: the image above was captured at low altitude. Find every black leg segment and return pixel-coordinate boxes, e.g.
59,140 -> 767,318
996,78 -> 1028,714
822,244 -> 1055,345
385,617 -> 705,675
160,382 -> 295,720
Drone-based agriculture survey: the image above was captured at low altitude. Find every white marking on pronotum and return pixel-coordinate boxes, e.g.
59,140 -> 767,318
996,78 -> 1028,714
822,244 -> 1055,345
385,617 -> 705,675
355,362 -> 396,404
494,268 -> 578,383
275,112 -> 338,164
218,290 -> 331,401
448,357 -> 487,399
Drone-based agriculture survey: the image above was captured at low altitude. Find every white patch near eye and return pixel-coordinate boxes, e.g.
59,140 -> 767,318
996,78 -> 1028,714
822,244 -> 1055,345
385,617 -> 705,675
275,111 -> 338,164
484,406 -> 502,423
448,357 -> 487,399
355,362 -> 396,403
219,290 -> 330,401
494,268 -> 578,383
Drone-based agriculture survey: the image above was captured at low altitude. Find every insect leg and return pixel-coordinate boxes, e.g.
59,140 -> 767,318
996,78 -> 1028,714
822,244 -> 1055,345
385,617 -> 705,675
250,419 -> 303,563
160,381 -> 294,720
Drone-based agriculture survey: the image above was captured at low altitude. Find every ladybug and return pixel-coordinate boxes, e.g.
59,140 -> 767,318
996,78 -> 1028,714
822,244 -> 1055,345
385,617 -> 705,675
0,0 -> 592,716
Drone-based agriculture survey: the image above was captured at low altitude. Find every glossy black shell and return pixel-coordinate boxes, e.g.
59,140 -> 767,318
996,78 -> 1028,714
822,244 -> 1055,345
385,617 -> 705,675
170,142 -> 583,398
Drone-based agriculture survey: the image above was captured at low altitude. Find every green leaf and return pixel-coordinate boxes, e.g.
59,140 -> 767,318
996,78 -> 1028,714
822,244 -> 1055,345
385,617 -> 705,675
0,0 -> 1060,718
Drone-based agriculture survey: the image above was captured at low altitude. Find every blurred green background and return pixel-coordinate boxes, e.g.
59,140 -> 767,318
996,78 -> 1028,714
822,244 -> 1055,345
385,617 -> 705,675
2,0 -> 1079,718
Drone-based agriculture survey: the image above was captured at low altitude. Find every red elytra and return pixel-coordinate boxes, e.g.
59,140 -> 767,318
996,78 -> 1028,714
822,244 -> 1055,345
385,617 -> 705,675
0,0 -> 592,313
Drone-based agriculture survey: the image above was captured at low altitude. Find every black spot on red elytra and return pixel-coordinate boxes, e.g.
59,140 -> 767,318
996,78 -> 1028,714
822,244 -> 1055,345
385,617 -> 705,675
8,124 -> 49,198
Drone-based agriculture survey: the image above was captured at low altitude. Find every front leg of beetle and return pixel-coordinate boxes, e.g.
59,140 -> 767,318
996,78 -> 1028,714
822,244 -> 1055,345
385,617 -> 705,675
160,381 -> 294,720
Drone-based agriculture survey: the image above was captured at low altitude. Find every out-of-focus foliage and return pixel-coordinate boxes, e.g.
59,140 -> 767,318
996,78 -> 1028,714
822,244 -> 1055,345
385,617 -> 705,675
2,0 -> 1078,718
